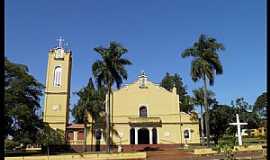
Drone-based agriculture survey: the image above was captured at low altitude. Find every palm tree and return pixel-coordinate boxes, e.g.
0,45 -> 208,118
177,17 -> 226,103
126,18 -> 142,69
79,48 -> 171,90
192,88 -> 215,145
181,34 -> 224,147
92,41 -> 132,152
181,95 -> 195,113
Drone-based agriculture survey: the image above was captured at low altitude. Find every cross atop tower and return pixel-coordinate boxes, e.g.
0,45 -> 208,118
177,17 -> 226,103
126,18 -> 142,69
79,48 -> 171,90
56,36 -> 65,48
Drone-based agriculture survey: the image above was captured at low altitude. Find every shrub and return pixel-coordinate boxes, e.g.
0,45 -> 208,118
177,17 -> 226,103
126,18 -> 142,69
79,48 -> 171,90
5,139 -> 20,150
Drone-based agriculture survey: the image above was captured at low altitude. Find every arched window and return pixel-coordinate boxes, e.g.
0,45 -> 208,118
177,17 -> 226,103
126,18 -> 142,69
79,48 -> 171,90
53,66 -> 62,86
78,130 -> 84,140
67,131 -> 74,140
139,106 -> 147,117
184,129 -> 190,140
95,129 -> 102,140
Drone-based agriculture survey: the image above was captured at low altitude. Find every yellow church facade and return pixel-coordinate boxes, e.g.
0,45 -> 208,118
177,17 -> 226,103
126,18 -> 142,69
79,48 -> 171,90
84,73 -> 200,149
43,42 -> 200,151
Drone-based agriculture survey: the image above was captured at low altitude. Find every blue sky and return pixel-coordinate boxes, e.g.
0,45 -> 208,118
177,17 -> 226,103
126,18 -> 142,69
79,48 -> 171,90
5,0 -> 266,121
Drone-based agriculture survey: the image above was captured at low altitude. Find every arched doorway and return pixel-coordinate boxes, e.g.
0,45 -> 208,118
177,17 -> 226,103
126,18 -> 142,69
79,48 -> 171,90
95,129 -> 102,151
130,128 -> 135,144
138,128 -> 149,144
152,128 -> 157,144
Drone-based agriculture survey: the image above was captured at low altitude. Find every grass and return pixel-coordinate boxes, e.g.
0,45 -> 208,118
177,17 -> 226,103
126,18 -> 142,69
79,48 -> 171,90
242,137 -> 266,144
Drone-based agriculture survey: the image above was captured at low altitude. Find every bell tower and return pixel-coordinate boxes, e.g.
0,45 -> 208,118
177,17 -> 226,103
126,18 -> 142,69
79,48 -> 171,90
43,37 -> 72,133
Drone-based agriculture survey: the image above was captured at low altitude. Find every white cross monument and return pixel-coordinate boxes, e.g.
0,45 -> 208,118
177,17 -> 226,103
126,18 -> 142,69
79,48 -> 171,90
229,114 -> 247,146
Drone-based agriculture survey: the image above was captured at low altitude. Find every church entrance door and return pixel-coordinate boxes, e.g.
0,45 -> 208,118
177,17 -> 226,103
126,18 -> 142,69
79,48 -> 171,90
138,128 -> 149,144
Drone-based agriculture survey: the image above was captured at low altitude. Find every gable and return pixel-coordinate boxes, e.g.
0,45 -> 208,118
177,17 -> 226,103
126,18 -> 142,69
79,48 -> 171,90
111,74 -> 180,117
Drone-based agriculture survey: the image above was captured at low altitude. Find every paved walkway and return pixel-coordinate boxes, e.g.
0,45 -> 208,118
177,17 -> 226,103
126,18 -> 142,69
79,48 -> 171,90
146,150 -> 266,160
146,150 -> 193,160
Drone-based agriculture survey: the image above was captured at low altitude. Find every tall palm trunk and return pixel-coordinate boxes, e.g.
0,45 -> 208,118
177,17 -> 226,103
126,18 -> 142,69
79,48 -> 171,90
203,74 -> 210,147
200,105 -> 205,145
106,85 -> 112,152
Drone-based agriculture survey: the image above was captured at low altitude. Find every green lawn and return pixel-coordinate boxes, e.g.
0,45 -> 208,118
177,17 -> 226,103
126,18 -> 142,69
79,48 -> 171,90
242,137 -> 266,144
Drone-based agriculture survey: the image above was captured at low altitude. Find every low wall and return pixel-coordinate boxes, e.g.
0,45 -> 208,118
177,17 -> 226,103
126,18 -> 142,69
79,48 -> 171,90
234,144 -> 264,151
5,152 -> 146,160
193,148 -> 217,155
48,144 -> 187,153
193,144 -> 265,155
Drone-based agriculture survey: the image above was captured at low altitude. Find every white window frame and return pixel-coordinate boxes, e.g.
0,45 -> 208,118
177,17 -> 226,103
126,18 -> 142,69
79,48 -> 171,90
183,128 -> 191,141
53,65 -> 62,87
138,104 -> 149,117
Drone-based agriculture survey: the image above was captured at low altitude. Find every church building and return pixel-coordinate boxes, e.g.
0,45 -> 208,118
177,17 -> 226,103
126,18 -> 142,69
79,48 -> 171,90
43,40 -> 200,151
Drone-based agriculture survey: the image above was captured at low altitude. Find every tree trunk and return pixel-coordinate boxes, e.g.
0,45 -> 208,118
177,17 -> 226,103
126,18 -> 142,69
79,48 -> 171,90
200,105 -> 205,145
203,74 -> 210,147
91,126 -> 93,152
47,145 -> 50,158
106,86 -> 111,152
84,122 -> 87,152
84,109 -> 87,152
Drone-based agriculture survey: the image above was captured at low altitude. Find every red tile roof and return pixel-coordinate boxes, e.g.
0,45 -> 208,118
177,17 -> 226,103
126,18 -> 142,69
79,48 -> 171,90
66,123 -> 84,129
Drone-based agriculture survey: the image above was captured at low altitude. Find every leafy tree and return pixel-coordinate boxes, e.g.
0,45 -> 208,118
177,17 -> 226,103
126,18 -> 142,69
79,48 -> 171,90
5,58 -> 44,147
192,87 -> 215,145
160,72 -> 193,113
253,92 -> 267,119
36,123 -> 65,155
239,111 -> 260,129
5,139 -> 20,151
231,97 -> 260,129
231,97 -> 252,112
181,34 -> 225,146
160,72 -> 187,99
92,41 -> 132,152
72,78 -> 106,151
209,104 -> 235,144
72,78 -> 105,124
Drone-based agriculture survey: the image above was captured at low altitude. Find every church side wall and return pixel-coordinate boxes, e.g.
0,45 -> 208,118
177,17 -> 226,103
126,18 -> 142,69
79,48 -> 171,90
180,123 -> 200,144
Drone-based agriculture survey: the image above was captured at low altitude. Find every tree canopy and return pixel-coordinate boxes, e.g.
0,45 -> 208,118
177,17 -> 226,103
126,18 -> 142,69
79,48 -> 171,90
92,41 -> 132,90
160,72 -> 193,113
160,72 -> 187,99
209,104 -> 235,144
192,87 -> 216,108
253,92 -> 267,118
5,58 -> 44,146
72,78 -> 106,125
231,97 -> 260,129
181,34 -> 225,85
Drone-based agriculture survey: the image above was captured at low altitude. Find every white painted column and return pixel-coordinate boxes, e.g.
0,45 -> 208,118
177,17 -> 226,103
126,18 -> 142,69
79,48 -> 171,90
74,131 -> 78,140
135,128 -> 138,144
149,128 -> 153,144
